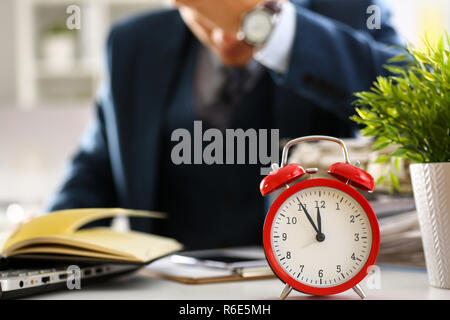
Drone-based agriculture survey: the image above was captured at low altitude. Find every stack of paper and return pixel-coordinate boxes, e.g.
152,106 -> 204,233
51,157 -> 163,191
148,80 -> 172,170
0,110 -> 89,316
377,210 -> 425,268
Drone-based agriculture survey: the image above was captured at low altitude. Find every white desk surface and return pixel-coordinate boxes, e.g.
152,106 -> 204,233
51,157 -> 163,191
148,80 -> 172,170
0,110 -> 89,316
29,265 -> 450,300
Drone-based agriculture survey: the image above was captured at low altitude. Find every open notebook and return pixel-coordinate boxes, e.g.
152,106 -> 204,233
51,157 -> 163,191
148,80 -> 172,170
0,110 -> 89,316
1,208 -> 183,264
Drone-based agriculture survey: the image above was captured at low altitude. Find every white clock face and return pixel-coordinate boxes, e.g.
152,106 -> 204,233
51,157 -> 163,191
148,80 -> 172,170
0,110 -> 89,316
270,186 -> 373,288
243,10 -> 273,44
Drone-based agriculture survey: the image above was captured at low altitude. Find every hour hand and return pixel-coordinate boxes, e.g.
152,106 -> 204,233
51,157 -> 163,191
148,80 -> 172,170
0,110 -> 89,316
316,207 -> 325,242
316,207 -> 322,233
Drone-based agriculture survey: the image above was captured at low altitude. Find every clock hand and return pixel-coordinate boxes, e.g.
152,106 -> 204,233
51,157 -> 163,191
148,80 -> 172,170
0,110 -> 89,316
316,207 -> 325,242
300,239 -> 316,249
316,206 -> 322,233
299,202 -> 320,235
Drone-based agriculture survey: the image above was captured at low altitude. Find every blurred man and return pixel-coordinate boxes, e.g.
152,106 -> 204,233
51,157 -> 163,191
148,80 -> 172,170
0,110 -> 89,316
48,0 -> 402,249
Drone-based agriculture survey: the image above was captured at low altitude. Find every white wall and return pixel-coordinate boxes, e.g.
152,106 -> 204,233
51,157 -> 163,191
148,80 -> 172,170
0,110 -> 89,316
0,106 -> 91,206
389,0 -> 450,46
0,0 -> 16,103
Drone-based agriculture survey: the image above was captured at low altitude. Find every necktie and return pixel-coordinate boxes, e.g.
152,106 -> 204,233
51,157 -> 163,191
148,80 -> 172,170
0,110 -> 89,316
198,67 -> 250,130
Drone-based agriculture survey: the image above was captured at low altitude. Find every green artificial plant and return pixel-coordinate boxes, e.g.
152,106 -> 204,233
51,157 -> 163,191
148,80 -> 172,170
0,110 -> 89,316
351,33 -> 450,190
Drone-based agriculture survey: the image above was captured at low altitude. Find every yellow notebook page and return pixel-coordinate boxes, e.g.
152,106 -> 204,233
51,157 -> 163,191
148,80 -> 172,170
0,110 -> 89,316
2,208 -> 182,263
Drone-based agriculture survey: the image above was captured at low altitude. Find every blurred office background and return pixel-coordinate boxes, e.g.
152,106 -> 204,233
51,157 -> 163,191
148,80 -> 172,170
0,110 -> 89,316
0,0 -> 449,226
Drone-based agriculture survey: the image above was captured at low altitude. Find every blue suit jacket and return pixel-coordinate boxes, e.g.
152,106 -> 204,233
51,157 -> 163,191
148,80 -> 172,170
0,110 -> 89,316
47,0 -> 402,235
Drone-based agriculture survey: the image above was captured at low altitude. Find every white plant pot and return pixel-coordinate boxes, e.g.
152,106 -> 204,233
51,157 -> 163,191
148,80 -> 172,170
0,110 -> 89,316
410,162 -> 450,289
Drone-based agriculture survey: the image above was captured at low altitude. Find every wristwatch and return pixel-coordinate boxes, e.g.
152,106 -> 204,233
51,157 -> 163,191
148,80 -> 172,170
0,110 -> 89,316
238,1 -> 282,47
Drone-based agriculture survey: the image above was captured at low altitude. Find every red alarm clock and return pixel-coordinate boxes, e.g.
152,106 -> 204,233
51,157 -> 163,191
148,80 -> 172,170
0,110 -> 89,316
260,136 -> 379,299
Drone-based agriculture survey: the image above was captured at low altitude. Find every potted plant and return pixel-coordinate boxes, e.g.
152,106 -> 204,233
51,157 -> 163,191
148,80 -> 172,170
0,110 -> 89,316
351,34 -> 450,289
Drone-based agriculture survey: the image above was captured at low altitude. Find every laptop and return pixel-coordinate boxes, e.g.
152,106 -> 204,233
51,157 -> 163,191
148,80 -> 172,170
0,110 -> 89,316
0,258 -> 140,299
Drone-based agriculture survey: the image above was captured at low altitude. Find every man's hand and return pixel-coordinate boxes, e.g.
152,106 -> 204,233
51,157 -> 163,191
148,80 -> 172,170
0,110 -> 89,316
174,0 -> 264,34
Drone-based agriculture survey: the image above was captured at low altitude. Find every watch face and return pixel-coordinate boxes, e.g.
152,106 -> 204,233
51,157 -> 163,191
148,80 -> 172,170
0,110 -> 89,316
263,179 -> 379,295
242,10 -> 273,44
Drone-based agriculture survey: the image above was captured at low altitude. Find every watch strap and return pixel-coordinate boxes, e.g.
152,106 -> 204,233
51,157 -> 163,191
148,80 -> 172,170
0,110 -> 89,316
263,0 -> 282,15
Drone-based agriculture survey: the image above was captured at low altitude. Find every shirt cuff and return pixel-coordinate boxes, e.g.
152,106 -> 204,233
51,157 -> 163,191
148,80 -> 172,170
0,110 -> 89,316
254,1 -> 297,74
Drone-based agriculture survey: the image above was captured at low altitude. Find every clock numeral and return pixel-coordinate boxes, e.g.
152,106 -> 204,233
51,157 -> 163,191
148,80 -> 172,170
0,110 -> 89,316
336,203 -> 341,210
318,269 -> 324,278
299,265 -> 304,273
286,251 -> 291,259
351,253 -> 356,260
282,233 -> 287,241
298,202 -> 306,212
354,233 -> 360,241
349,215 -> 355,223
315,200 -> 326,209
286,217 -> 297,225
336,265 -> 341,273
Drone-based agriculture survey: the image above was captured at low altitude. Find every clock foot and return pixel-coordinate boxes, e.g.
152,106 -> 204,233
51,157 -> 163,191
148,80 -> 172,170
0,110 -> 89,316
280,284 -> 293,300
352,284 -> 366,299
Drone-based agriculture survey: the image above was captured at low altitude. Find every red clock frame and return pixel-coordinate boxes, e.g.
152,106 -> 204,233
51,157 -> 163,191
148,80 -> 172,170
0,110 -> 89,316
263,178 -> 380,296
